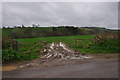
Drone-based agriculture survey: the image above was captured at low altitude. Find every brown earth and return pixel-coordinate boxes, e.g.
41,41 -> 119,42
2,53 -> 118,71
2,53 -> 118,78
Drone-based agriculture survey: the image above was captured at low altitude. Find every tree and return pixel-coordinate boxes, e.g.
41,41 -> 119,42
22,25 -> 25,28
2,26 -> 6,29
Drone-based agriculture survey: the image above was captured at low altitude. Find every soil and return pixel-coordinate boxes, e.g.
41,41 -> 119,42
2,53 -> 118,71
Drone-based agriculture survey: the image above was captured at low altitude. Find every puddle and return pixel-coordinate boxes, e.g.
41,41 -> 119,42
0,66 -> 18,71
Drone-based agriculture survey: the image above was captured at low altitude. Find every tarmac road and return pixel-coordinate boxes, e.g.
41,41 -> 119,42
2,58 -> 118,78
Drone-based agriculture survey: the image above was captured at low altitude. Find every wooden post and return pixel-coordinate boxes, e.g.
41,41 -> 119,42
11,40 -> 19,51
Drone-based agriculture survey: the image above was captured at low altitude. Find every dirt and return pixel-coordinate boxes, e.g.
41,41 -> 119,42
3,55 -> 118,78
2,53 -> 118,71
1,66 -> 18,71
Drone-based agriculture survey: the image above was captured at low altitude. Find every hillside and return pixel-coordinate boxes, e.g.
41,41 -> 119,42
2,26 -> 115,39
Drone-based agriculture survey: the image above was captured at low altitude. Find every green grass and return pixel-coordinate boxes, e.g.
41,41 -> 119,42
2,28 -> 13,37
17,35 -> 94,43
17,35 -> 94,54
5,35 -> 91,62
2,27 -> 53,37
17,34 -> 119,54
3,34 -> 119,63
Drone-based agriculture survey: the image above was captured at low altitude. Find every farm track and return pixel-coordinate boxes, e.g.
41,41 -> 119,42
2,54 -> 118,78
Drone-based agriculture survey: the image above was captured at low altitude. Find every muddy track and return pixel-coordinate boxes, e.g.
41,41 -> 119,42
2,54 -> 118,78
3,58 -> 118,78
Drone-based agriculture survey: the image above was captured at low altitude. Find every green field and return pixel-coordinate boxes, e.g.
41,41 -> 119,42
17,35 -> 94,43
2,27 -> 119,63
16,35 -> 92,56
2,27 -> 110,39
16,34 -> 104,55
17,34 -> 119,54
2,34 -> 119,63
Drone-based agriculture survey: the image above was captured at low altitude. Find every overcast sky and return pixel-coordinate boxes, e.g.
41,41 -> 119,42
2,2 -> 118,29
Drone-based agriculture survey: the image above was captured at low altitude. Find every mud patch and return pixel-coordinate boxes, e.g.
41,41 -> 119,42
1,66 -> 18,71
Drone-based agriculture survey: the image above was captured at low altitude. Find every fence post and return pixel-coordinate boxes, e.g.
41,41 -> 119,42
11,40 -> 19,51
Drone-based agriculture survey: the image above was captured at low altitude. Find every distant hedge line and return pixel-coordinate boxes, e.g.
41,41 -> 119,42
2,27 -> 112,39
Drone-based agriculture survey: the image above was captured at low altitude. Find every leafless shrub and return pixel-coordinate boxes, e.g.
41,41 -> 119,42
94,31 -> 119,44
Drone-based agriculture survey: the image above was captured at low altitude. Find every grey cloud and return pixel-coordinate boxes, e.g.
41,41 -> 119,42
0,2 -> 2,27
2,2 -> 118,29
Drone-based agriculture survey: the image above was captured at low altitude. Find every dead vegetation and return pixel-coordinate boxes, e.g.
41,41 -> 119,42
94,31 -> 119,44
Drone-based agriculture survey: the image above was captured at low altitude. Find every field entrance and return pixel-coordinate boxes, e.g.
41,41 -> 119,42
16,40 -> 47,60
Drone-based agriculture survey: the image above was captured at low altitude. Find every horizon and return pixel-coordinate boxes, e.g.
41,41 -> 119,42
1,25 -> 119,30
